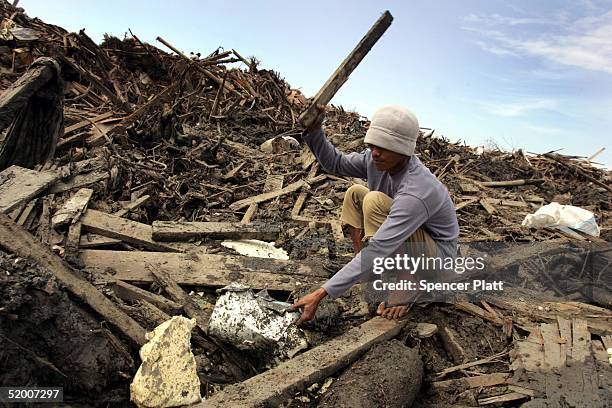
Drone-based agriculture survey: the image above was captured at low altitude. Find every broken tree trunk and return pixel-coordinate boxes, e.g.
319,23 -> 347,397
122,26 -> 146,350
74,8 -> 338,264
0,211 -> 146,346
298,10 -> 393,127
0,57 -> 64,171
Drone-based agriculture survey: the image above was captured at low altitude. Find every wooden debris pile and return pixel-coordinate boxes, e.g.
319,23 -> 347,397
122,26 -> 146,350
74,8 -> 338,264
1,0 -> 610,243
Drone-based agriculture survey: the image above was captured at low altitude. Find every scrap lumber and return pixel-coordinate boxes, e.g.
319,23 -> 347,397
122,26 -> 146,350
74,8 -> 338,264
113,194 -> 150,217
79,209 -> 178,252
478,179 -> 545,187
241,174 -> 284,224
438,326 -> 467,364
112,280 -> 182,315
79,249 -> 326,291
0,211 -> 146,345
62,111 -> 114,135
51,187 -> 93,227
155,36 -> 239,96
195,317 -> 403,407
298,10 -> 393,127
478,392 -> 529,406
0,165 -> 59,213
47,169 -> 108,194
152,221 -> 280,241
291,163 -> 318,217
482,289 -> 612,336
229,175 -> 325,210
149,267 -> 213,333
434,350 -> 507,380
431,372 -> 510,391
79,233 -> 121,248
64,221 -> 81,261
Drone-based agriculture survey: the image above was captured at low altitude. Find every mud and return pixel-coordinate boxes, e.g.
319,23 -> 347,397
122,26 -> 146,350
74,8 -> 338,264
318,340 -> 423,408
0,250 -> 132,404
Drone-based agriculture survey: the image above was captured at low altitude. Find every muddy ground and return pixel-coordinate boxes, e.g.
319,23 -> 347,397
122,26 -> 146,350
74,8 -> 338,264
0,249 -> 133,406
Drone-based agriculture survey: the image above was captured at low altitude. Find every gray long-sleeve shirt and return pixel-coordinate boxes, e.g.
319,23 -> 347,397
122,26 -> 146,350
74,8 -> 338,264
303,128 -> 459,298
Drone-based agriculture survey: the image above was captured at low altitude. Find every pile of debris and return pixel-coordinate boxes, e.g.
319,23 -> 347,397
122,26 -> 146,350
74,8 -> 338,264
1,1 -> 611,407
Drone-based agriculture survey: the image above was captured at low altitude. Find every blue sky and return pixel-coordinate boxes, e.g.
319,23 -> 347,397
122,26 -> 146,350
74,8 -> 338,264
20,0 -> 612,167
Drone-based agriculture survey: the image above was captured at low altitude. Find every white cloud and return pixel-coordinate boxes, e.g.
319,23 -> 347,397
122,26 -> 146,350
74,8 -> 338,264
464,9 -> 612,75
482,99 -> 559,117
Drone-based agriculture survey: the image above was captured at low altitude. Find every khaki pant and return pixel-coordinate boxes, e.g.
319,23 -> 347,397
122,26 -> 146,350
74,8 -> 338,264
341,184 -> 437,258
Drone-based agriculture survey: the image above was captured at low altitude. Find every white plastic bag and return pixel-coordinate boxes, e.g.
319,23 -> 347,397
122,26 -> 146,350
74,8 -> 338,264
522,202 -> 600,237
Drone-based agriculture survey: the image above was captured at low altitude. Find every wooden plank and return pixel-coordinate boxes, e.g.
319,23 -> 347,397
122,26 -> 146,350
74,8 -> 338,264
51,188 -> 93,228
571,318 -> 590,362
113,195 -> 150,218
0,165 -> 59,213
482,291 -> 612,336
195,317 -> 403,407
540,323 -> 563,369
454,197 -> 479,211
240,204 -> 258,224
454,301 -> 503,325
510,326 -> 545,372
330,221 -> 344,242
230,178 -> 311,211
0,212 -> 146,345
479,198 -> 497,215
16,198 -> 37,226
112,280 -> 182,315
435,351 -> 507,379
431,372 -> 510,391
80,209 -> 178,252
63,111 -> 114,135
298,11 -> 393,127
241,174 -> 283,224
79,233 -> 121,248
556,316 -> 572,362
292,163 -> 318,217
150,267 -> 213,333
64,221 -> 82,261
47,169 -> 108,194
478,392 -> 528,405
152,221 -> 280,241
80,250 -> 326,291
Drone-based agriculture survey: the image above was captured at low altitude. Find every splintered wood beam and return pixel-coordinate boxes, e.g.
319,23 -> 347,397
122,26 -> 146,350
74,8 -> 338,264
111,280 -> 182,315
0,165 -> 60,213
79,249 -> 327,291
230,175 -> 326,211
152,221 -> 280,241
149,267 -> 213,333
195,317 -> 403,407
79,209 -> 179,252
51,188 -> 93,228
299,10 -> 393,128
0,212 -> 146,346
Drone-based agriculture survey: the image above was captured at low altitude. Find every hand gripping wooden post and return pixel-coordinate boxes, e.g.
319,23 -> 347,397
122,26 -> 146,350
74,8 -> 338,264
298,10 -> 393,128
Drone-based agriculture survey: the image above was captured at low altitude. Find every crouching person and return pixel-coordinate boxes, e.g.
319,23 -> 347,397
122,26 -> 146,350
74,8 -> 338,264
292,105 -> 459,323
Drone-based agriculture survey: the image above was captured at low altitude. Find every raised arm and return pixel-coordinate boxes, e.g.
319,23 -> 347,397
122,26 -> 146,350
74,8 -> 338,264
303,128 -> 368,179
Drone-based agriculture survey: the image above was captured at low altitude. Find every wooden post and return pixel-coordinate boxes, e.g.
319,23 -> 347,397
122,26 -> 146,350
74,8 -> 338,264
299,10 -> 393,128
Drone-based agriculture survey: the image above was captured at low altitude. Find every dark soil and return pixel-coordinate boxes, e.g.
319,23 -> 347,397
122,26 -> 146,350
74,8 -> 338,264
318,340 -> 423,408
0,250 -> 133,406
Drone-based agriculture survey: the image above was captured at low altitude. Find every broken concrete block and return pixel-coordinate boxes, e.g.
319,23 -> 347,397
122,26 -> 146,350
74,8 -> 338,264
130,316 -> 201,407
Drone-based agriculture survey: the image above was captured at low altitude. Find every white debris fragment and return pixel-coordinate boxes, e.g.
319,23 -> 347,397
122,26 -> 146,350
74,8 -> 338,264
208,284 -> 307,360
221,239 -> 289,260
130,316 -> 201,407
